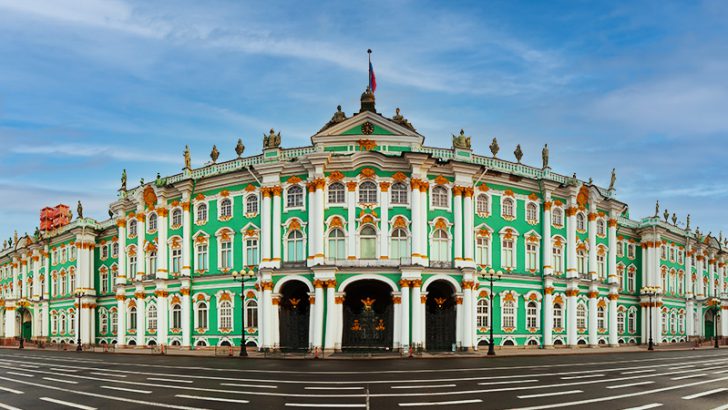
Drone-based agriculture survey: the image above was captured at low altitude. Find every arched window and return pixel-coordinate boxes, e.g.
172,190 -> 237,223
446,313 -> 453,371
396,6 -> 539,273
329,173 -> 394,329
628,311 -> 636,333
678,312 -> 685,334
245,300 -> 258,328
100,270 -> 109,294
476,194 -> 489,215
502,299 -> 515,328
328,183 -> 345,204
69,310 -> 76,334
171,208 -> 182,227
246,195 -> 259,214
501,197 -> 515,218
51,313 -> 58,335
477,299 -> 490,328
360,225 -> 377,259
576,304 -> 587,329
617,311 -> 625,334
526,203 -> 538,223
287,185 -> 304,208
220,237 -> 233,270
359,181 -> 377,203
670,312 -> 677,334
327,228 -> 346,260
219,198 -> 232,218
197,302 -> 209,329
112,242 -> 119,258
553,303 -> 563,329
147,212 -> 157,232
172,304 -> 182,329
432,186 -> 448,208
196,241 -> 209,271
475,234 -> 490,266
553,241 -> 564,275
196,203 -> 208,223
287,230 -> 304,261
390,228 -> 409,260
431,229 -> 449,262
596,219 -> 606,236
577,248 -> 587,276
628,269 -> 636,293
502,237 -> 515,269
147,304 -> 157,332
245,236 -> 259,265
110,310 -> 118,333
59,313 -> 66,335
129,307 -> 137,330
526,301 -> 538,328
148,250 -> 157,277
196,340 -> 207,347
219,300 -> 233,329
391,182 -> 408,205
597,306 -> 606,329
128,219 -> 137,237
576,213 -> 586,231
661,310 -> 667,332
552,207 -> 563,227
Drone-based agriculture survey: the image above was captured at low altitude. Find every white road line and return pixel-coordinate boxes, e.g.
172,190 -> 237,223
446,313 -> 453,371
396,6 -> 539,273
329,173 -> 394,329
669,365 -> 695,370
391,384 -> 456,389
175,394 -> 249,404
219,383 -> 278,389
5,372 -> 33,378
0,402 -> 23,410
561,374 -> 603,380
478,379 -> 539,386
147,377 -> 193,384
710,404 -> 728,410
0,386 -> 23,394
671,373 -> 707,380
518,390 -> 582,399
15,364 -> 38,369
89,372 -> 126,378
621,369 -> 656,375
285,404 -> 366,408
693,366 -> 728,372
42,377 -> 78,384
39,397 -> 96,410
714,369 -> 728,374
682,388 -> 728,400
304,386 -> 364,390
101,385 -> 152,394
622,404 -> 662,410
607,381 -> 655,389
50,368 -> 78,373
399,399 -> 483,407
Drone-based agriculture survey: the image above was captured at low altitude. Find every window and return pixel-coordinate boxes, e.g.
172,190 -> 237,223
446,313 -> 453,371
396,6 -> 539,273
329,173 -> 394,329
172,304 -> 182,329
617,241 -> 624,257
171,247 -> 182,275
661,245 -> 667,260
287,185 -> 304,208
661,310 -> 667,331
502,299 -> 515,328
148,251 -> 157,277
128,219 -> 137,237
577,304 -> 587,329
219,198 -> 232,218
617,312 -> 625,334
245,237 -> 259,265
147,304 -> 157,332
197,302 -> 208,329
502,238 -> 515,269
172,209 -> 182,227
100,270 -> 109,294
220,239 -> 233,270
475,235 -> 490,266
390,228 -> 409,260
627,269 -> 636,293
678,250 -> 684,265
196,243 -> 208,271
553,243 -> 564,274
69,311 -> 76,335
596,219 -> 606,236
391,182 -> 408,205
196,204 -> 208,223
677,272 -> 684,295
597,252 -> 606,279
129,307 -> 137,330
477,299 -> 490,328
552,208 -> 563,227
51,313 -> 58,334
59,273 -> 66,296
360,225 -> 377,259
219,300 -> 233,329
554,303 -> 563,329
111,310 -> 118,334
69,272 -> 76,294
628,311 -> 636,333
628,244 -> 635,259
679,313 -> 685,334
246,195 -> 259,214
112,242 -> 119,258
359,181 -> 377,203
669,247 -> 675,262
60,314 -> 66,334
101,245 -> 109,260
597,306 -> 606,329
576,213 -> 586,231
501,197 -> 515,218
577,249 -> 587,276
148,212 -> 157,232
245,300 -> 258,328
526,242 -> 538,271
328,229 -> 346,260
431,228 -> 449,262
526,301 -> 538,328
287,230 -> 305,261
526,203 -> 538,223
670,312 -> 677,334
328,183 -> 345,204
476,194 -> 489,215
432,186 -> 448,208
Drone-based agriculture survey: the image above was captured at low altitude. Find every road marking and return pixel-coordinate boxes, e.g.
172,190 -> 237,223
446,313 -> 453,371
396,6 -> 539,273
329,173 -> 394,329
710,404 -> 728,410
391,384 -> 456,389
682,388 -> 728,400
175,394 -> 249,404
714,369 -> 728,374
518,390 -> 582,399
285,404 -> 366,408
693,366 -> 728,372
220,383 -> 278,389
621,369 -> 655,375
478,379 -> 539,386
5,372 -> 33,378
622,404 -> 662,410
399,399 -> 483,407
39,397 -> 96,410
0,402 -> 23,410
147,377 -> 193,384
0,386 -> 23,394
101,385 -> 152,394
671,373 -> 706,380
50,368 -> 78,373
16,364 -> 38,369
669,364 -> 695,370
304,386 -> 364,390
90,372 -> 127,378
42,377 -> 78,384
561,374 -> 603,380
607,381 -> 655,389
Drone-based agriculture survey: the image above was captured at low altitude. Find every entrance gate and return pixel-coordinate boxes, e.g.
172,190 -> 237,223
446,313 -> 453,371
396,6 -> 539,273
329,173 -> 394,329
342,280 -> 394,351
278,281 -> 310,351
425,280 -> 456,351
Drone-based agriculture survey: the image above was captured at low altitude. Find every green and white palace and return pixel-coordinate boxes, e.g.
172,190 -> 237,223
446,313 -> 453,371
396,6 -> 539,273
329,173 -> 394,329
1,89 -> 726,352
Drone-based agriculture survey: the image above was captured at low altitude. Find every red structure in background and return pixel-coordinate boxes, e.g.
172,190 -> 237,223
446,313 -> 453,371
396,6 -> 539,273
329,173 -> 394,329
40,204 -> 71,232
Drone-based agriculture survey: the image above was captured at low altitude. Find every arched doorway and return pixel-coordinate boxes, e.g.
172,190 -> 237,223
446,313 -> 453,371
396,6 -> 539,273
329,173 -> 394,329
16,310 -> 32,341
425,280 -> 456,351
342,279 -> 394,351
705,309 -> 716,339
279,281 -> 310,351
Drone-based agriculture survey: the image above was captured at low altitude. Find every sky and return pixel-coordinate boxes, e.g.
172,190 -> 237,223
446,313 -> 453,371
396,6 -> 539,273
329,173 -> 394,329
1,0 -> 728,242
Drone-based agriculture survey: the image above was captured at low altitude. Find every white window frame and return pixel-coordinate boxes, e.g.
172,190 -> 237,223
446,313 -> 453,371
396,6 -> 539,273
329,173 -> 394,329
430,185 -> 450,210
285,185 -> 305,210
501,196 -> 516,219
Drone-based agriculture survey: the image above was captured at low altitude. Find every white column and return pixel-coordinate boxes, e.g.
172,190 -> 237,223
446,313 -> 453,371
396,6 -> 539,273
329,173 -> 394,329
157,287 -> 168,345
181,202 -> 191,277
118,220 -> 127,284
393,296 -> 401,350
588,287 -> 598,346
709,258 -> 716,297
261,189 -> 272,264
135,286 -> 146,346
463,188 -> 475,265
542,195 -> 553,276
313,280 -> 324,349
380,183 -> 390,260
136,214 -> 146,281
721,301 -> 728,337
347,183 -> 356,259
419,183 -> 429,261
324,280 -> 336,350
719,261 -> 725,298
411,281 -> 422,347
453,188 -> 463,264
181,279 -> 191,347
157,208 -> 168,280
543,278 -> 554,347
307,293 -> 315,348
697,256 -> 705,297
608,289 -> 618,346
32,253 -> 40,299
335,294 -> 344,351
685,248 -> 694,299
0,309 -> 4,338
116,294 -> 126,345
43,246 -> 50,298
455,294 -> 462,349
566,199 -> 577,279
411,182 -> 421,264
263,281 -> 273,349
272,187 -> 282,266
4,305 -> 15,338
307,186 -> 315,264
272,296 -> 280,349
12,259 -> 19,299
588,206 -> 597,281
462,279 -> 473,350
686,299 -> 695,337
314,181 -> 325,264
567,286 -> 578,346
608,215 -> 618,285
21,259 -> 28,298
400,280 -> 410,349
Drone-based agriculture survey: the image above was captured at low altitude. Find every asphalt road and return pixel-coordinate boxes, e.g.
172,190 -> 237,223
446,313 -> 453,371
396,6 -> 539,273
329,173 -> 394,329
0,348 -> 727,409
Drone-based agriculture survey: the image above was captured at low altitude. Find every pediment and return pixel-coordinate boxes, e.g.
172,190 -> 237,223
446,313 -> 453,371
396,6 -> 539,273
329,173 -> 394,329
311,111 -> 424,149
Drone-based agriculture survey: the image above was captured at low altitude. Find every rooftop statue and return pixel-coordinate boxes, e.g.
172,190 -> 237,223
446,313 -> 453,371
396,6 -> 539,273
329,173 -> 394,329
514,144 -> 523,163
489,137 -> 500,158
184,145 -> 191,170
235,139 -> 245,157
671,213 -> 677,226
264,129 -> 281,149
452,129 -> 471,150
686,214 -> 691,230
655,200 -> 660,217
609,168 -> 616,191
121,169 -> 127,191
542,144 -> 549,169
77,200 -> 83,219
392,107 -> 415,131
210,145 -> 220,163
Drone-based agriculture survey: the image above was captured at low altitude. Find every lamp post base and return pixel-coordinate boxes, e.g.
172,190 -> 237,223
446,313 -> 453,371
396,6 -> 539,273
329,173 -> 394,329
647,340 -> 655,351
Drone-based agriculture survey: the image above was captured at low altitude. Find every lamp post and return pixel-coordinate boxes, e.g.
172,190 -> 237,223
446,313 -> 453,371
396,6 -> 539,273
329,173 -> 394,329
709,298 -> 720,349
478,265 -> 503,356
641,286 -> 658,351
75,289 -> 85,352
232,267 -> 256,357
17,298 -> 29,350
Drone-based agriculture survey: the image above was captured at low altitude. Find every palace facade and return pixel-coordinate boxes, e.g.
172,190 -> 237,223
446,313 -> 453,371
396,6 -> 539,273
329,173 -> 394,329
0,89 -> 726,352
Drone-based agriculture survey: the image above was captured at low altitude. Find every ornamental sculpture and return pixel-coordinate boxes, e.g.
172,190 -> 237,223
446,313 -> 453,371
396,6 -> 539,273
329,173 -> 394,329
542,144 -> 549,169
210,145 -> 220,163
452,129 -> 471,150
235,138 -> 245,157
609,168 -> 617,191
392,107 -> 415,131
77,200 -> 83,219
183,145 -> 191,170
489,137 -> 500,158
120,169 -> 127,191
514,144 -> 523,163
263,128 -> 281,149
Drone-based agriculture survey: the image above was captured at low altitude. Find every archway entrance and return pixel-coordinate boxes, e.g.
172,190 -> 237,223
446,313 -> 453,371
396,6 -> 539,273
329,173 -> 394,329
278,281 -> 310,352
425,280 -> 456,351
16,310 -> 32,341
705,309 -> 716,339
342,279 -> 394,351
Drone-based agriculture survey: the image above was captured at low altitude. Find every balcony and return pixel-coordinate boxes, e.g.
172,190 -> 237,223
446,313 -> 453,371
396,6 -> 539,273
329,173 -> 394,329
322,258 -> 413,268
429,260 -> 455,269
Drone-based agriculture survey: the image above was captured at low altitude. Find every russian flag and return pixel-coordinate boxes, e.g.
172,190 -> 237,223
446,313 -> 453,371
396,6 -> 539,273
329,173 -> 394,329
369,61 -> 377,93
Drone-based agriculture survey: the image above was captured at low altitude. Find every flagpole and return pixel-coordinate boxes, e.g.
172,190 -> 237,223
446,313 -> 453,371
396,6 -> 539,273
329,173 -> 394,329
367,49 -> 372,91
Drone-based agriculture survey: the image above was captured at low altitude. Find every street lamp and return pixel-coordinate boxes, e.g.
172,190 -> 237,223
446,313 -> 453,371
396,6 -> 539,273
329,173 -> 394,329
478,265 -> 503,356
709,298 -> 720,349
232,267 -> 256,357
74,289 -> 86,352
16,298 -> 30,350
641,286 -> 659,351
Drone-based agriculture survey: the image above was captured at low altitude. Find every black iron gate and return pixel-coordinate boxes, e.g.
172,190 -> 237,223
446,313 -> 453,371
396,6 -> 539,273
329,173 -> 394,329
279,298 -> 309,351
343,300 -> 393,351
426,296 -> 456,351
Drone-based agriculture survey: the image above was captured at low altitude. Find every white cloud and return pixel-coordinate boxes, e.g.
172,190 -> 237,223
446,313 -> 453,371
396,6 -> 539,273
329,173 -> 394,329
11,143 -> 179,164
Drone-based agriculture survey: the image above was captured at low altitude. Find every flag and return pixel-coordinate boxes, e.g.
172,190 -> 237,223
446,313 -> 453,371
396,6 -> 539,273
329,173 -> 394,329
369,61 -> 377,93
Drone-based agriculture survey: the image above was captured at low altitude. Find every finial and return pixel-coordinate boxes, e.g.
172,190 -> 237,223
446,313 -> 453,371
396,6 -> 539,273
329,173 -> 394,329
663,209 -> 669,223
263,129 -> 282,149
235,138 -> 245,157
183,145 -> 191,171
671,212 -> 677,226
210,145 -> 219,163
489,137 -> 500,158
514,144 -> 523,163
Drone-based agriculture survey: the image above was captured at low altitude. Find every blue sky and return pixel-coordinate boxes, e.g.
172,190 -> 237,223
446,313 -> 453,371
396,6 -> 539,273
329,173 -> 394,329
1,0 -> 728,242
